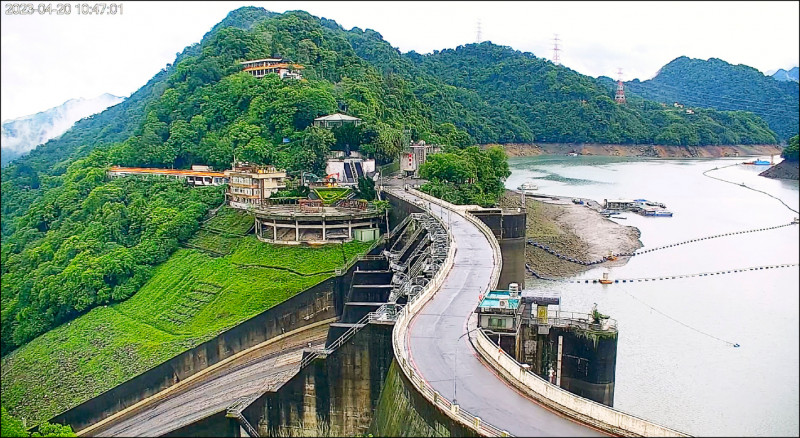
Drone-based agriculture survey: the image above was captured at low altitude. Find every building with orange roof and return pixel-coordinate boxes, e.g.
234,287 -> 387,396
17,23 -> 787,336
240,58 -> 303,80
107,165 -> 228,186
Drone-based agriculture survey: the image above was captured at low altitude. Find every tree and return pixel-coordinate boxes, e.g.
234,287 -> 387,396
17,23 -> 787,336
781,134 -> 799,162
418,146 -> 510,207
331,122 -> 363,154
293,126 -> 334,175
356,176 -> 377,200
1,406 -> 76,437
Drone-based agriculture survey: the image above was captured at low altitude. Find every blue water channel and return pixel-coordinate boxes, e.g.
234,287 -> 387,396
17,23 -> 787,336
507,155 -> 799,436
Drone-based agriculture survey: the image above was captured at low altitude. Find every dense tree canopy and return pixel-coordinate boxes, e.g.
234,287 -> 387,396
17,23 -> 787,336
782,135 -> 799,162
0,7 -> 788,356
419,146 -> 510,207
405,44 -> 779,146
1,406 -> 75,437
623,56 -> 799,142
1,149 -> 223,355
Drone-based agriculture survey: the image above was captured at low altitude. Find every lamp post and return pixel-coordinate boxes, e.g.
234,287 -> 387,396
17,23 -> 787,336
453,325 -> 498,405
453,327 -> 481,405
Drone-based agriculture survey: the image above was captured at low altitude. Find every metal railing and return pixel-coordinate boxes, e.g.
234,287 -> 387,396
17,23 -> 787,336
473,329 -> 688,437
335,237 -> 385,275
299,303 -> 404,371
529,311 -> 618,332
299,311 -> 372,370
386,187 -> 510,437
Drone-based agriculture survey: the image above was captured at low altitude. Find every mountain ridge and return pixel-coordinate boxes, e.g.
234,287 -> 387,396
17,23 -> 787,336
772,66 -> 799,82
1,94 -> 125,167
622,56 -> 798,141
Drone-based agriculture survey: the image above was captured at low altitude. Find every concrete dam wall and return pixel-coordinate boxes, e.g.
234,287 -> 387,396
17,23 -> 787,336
52,257 -> 376,432
242,322 -> 395,437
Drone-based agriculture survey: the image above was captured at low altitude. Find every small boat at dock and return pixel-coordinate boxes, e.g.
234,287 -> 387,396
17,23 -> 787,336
517,181 -> 539,193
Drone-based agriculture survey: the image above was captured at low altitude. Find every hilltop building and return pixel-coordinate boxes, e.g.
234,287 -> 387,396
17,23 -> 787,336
400,140 -> 439,178
107,165 -> 228,186
324,152 -> 376,187
240,58 -> 303,80
313,113 -> 362,128
224,162 -> 287,208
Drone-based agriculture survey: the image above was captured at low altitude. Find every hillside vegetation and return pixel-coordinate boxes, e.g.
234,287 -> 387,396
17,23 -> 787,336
343,34 -> 779,146
781,134 -> 799,162
0,6 -> 786,357
1,208 -> 374,425
622,56 -> 799,141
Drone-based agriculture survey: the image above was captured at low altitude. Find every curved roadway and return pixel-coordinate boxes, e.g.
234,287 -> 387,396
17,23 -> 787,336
389,188 -> 605,437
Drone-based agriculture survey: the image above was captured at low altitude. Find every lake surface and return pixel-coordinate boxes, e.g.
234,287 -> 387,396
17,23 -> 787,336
507,155 -> 799,436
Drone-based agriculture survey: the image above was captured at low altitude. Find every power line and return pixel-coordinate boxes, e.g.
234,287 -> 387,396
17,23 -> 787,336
703,164 -> 799,214
620,288 -> 740,347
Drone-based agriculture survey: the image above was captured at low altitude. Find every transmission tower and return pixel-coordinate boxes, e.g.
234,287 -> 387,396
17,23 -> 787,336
552,34 -> 561,65
615,68 -> 627,104
476,19 -> 482,43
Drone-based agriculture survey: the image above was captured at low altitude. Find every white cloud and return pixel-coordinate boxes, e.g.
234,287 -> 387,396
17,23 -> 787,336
1,94 -> 124,165
1,1 -> 798,122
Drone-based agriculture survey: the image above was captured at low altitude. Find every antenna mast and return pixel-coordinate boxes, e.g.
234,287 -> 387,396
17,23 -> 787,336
615,67 -> 627,104
552,34 -> 561,65
476,19 -> 482,43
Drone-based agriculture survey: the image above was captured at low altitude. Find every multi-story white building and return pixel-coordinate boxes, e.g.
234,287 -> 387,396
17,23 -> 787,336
224,163 -> 287,208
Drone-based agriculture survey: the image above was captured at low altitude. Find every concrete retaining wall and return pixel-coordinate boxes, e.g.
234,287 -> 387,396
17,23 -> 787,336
243,322 -> 395,437
53,268 -> 361,432
370,360 -> 479,437
472,329 -> 688,437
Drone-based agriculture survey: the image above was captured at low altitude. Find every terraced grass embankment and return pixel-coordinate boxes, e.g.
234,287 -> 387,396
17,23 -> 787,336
1,208 -> 373,425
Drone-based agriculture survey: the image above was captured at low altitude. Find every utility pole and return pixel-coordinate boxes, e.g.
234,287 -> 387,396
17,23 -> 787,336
476,19 -> 482,43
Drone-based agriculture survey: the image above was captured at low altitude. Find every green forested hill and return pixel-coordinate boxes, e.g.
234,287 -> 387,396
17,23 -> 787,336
622,56 -> 799,141
404,43 -> 778,146
0,7 -> 784,357
0,7 -> 458,356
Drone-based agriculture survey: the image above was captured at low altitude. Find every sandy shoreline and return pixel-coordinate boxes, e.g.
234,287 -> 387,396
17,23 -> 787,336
499,190 -> 642,279
489,142 -> 783,159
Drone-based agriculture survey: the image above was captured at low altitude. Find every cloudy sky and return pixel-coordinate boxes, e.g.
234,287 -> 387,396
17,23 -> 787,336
2,1 -> 798,122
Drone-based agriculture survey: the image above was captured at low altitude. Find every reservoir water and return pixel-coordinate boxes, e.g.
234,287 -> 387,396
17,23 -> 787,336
507,155 -> 799,436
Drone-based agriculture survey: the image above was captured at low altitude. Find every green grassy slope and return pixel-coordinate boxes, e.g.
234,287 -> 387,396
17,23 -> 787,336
1,209 -> 373,425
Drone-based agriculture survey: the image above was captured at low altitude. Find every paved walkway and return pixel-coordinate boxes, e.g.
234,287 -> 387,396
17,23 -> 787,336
388,188 -> 605,437
92,325 -> 329,437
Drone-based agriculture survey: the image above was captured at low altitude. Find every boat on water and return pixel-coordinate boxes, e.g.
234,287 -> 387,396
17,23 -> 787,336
568,152 -> 578,157
743,159 -> 771,165
653,210 -> 673,217
599,272 -> 613,285
517,181 -> 539,193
